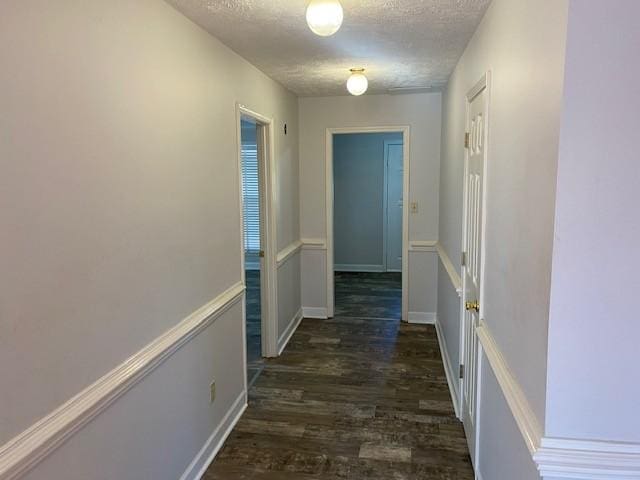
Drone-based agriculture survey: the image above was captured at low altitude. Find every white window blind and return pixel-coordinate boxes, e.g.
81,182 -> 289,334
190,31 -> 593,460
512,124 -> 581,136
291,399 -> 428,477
241,144 -> 260,253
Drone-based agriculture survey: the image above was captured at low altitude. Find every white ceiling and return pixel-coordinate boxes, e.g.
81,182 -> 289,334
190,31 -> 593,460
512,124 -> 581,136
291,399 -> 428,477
166,0 -> 491,97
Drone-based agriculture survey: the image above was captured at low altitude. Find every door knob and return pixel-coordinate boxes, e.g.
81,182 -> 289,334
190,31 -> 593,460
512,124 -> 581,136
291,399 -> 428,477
465,300 -> 479,312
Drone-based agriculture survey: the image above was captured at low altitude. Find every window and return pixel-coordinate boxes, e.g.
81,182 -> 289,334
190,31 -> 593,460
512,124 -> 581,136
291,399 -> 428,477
242,143 -> 260,253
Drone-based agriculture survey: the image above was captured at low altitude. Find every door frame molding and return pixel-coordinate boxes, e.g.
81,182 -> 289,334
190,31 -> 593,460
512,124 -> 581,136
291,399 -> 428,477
325,126 -> 410,320
236,104 -> 279,383
460,71 -> 492,467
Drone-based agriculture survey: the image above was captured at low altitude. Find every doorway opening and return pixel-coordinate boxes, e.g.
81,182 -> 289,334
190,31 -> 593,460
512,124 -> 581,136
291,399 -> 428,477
326,128 -> 410,321
237,105 -> 278,391
240,117 -> 263,386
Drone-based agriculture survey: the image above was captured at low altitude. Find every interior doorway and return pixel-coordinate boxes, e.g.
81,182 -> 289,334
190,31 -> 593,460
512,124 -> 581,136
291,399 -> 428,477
240,118 -> 263,386
326,128 -> 410,320
237,105 -> 278,391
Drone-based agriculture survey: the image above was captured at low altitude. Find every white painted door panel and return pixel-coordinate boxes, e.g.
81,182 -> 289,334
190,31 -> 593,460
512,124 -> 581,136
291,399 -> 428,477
461,84 -> 487,462
386,143 -> 403,272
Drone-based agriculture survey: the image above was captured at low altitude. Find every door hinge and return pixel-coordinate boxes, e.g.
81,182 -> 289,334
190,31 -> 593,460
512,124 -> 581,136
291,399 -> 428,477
464,132 -> 470,149
459,364 -> 465,379
461,251 -> 467,267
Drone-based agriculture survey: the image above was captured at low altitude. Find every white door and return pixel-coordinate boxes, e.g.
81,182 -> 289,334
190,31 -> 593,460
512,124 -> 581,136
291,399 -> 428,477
461,80 -> 487,462
385,142 -> 403,272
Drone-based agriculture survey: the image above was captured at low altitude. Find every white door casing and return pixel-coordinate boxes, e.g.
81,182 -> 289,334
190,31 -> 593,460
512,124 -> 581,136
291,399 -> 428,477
460,73 -> 490,464
385,141 -> 404,272
236,104 -> 279,402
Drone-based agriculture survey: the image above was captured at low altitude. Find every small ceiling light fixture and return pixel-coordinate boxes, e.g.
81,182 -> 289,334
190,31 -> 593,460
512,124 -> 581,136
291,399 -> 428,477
347,68 -> 368,96
306,0 -> 344,37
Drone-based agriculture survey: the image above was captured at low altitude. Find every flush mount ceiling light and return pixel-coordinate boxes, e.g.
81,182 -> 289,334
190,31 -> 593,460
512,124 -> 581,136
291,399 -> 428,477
346,68 -> 368,96
306,0 -> 343,37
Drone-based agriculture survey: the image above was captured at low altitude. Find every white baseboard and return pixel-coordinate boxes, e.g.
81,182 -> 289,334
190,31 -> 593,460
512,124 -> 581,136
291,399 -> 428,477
407,312 -> 437,324
277,308 -> 303,355
302,307 -> 328,319
180,391 -> 247,480
0,282 -> 245,480
435,317 -> 461,419
334,264 -> 385,272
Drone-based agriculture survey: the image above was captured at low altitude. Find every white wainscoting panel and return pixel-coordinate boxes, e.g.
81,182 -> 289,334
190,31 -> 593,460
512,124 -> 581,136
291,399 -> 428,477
476,320 -> 542,455
277,308 -> 303,355
179,392 -> 247,480
0,282 -> 245,480
435,317 -> 461,419
476,320 -> 640,480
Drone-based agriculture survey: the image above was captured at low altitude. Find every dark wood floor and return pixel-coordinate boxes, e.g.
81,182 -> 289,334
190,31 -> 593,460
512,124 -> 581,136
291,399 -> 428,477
207,272 -> 473,479
245,269 -> 263,386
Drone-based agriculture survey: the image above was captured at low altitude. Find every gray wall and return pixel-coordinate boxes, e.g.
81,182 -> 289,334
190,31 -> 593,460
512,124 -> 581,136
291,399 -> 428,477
545,0 -> 640,444
333,132 -> 402,270
0,0 -> 300,478
437,0 -> 569,477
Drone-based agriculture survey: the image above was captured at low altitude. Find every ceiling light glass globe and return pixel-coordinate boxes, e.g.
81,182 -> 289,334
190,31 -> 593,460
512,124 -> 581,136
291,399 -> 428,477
347,71 -> 368,96
306,0 -> 344,37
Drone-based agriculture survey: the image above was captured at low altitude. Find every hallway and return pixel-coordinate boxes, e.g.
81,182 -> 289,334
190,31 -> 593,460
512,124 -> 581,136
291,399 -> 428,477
204,274 -> 473,479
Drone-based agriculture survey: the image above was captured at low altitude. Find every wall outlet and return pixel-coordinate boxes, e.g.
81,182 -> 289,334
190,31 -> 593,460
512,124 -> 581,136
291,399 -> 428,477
410,201 -> 419,213
209,380 -> 216,403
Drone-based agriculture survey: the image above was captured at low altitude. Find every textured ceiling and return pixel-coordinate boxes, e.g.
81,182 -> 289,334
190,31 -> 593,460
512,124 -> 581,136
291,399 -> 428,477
166,0 -> 491,96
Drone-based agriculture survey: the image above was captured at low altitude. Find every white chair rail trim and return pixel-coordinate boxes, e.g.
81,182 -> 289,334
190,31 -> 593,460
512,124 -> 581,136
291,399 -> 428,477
0,282 -> 245,480
435,242 -> 462,297
534,437 -> 640,479
276,240 -> 303,268
408,240 -> 437,252
477,320 -> 640,479
300,238 -> 327,250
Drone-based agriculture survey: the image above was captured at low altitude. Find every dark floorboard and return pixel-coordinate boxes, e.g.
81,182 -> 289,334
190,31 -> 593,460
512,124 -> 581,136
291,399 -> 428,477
212,272 -> 473,479
246,269 -> 263,385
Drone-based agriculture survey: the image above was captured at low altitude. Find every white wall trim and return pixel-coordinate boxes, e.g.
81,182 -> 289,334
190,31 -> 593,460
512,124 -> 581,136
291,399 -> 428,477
476,320 -> 542,456
534,437 -> 640,479
436,242 -> 462,297
334,264 -> 385,273
407,312 -> 437,324
0,282 -> 246,480
476,320 -> 640,479
276,240 -> 303,268
179,391 -> 247,480
435,317 -> 461,419
409,240 -> 438,252
302,307 -> 328,319
277,308 -> 303,355
301,238 -> 327,250
236,103 -> 278,358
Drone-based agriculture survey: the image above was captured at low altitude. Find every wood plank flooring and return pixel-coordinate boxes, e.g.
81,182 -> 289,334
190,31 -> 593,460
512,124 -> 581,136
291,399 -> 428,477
205,273 -> 473,479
